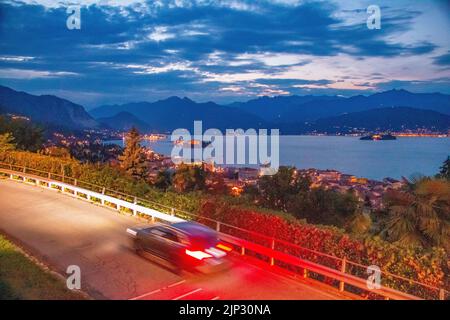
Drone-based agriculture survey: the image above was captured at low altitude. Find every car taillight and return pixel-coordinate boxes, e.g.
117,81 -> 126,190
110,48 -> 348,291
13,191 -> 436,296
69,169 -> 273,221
185,249 -> 213,260
216,243 -> 232,252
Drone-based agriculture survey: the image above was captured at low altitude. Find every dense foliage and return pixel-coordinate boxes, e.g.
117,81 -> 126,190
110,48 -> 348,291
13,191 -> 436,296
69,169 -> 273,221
0,115 -> 44,152
0,150 -> 200,214
247,166 -> 362,229
0,133 -> 15,153
172,163 -> 206,193
437,156 -> 450,180
197,200 -> 449,298
382,178 -> 450,251
118,127 -> 147,179
1,148 -> 449,298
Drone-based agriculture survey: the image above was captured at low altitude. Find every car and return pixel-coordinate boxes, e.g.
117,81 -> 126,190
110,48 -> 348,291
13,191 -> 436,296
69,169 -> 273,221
126,221 -> 232,273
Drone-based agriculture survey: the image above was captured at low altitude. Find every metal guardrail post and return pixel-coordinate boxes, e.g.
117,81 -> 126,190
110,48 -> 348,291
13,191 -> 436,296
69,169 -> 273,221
439,289 -> 445,300
133,197 -> 137,216
22,166 -> 26,173
171,208 -> 175,216
74,179 -> 77,186
241,246 -> 246,255
339,257 -> 347,292
216,221 -> 220,232
100,187 -> 106,205
270,238 -> 275,266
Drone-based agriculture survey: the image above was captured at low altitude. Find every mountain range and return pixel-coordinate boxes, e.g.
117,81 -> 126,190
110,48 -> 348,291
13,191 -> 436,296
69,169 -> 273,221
0,85 -> 98,130
90,97 -> 267,132
230,89 -> 450,123
0,85 -> 449,134
297,107 -> 450,134
97,111 -> 154,133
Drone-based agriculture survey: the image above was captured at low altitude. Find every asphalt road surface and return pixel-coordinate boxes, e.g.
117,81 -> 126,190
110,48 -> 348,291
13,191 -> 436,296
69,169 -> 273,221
0,178 -> 348,300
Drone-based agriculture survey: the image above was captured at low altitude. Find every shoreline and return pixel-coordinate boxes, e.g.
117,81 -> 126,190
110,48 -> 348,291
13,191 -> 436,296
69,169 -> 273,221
103,135 -> 449,181
109,133 -> 450,139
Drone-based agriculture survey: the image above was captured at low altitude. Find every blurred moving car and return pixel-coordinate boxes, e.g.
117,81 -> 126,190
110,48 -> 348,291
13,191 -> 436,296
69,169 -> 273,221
127,221 -> 232,273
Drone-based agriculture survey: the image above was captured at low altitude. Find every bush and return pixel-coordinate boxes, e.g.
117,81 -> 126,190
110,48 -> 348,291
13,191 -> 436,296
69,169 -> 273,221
197,200 -> 449,299
0,150 -> 200,214
2,150 -> 448,298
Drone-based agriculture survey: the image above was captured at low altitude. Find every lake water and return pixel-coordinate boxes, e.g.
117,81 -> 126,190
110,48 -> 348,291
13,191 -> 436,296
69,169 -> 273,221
106,136 -> 450,180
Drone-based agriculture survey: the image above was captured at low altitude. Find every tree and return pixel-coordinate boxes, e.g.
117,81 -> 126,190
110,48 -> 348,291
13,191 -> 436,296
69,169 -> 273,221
154,169 -> 172,190
289,187 -> 360,227
207,173 -> 227,195
172,163 -> 206,193
437,156 -> 450,180
118,127 -> 147,179
42,146 -> 71,158
250,166 -> 361,227
383,178 -> 450,250
0,116 -> 44,152
348,213 -> 372,235
256,166 -> 311,212
0,132 -> 15,153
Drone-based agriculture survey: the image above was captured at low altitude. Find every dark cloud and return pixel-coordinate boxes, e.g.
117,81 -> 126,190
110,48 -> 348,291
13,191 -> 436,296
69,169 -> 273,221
433,51 -> 450,66
0,1 -> 448,106
375,78 -> 450,94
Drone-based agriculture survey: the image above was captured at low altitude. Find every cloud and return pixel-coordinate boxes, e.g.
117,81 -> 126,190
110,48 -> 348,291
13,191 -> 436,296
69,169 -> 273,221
0,68 -> 79,79
147,26 -> 176,42
3,0 -> 147,9
433,51 -> 450,66
294,82 -> 373,91
131,62 -> 196,74
256,87 -> 290,96
233,53 -> 308,67
0,55 -> 35,62
0,0 -> 449,105
220,86 -> 243,93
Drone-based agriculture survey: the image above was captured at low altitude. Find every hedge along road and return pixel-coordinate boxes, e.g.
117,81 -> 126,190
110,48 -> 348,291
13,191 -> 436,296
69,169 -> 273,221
0,178 -> 349,300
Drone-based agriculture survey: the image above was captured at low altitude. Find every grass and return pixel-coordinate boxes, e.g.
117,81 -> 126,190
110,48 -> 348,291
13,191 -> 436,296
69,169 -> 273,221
0,234 -> 86,300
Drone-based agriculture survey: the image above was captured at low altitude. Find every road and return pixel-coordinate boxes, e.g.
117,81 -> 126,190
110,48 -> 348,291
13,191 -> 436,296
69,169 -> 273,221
0,178 -> 348,300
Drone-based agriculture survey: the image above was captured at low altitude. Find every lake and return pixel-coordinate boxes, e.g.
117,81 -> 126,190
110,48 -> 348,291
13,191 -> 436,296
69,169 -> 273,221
106,136 -> 450,181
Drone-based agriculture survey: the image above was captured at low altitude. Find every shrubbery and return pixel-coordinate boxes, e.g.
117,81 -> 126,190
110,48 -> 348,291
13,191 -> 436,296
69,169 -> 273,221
0,150 -> 201,214
197,200 -> 449,299
1,150 -> 448,298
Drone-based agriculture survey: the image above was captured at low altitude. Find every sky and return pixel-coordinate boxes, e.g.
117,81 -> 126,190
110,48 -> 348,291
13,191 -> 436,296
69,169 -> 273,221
0,0 -> 449,108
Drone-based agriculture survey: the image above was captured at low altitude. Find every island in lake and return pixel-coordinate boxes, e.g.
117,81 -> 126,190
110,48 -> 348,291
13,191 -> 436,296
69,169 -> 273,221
360,134 -> 397,141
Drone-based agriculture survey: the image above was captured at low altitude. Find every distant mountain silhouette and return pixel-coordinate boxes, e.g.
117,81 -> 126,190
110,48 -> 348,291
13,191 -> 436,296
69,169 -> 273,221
0,85 -> 99,130
228,95 -> 341,121
280,107 -> 450,134
1,85 -> 449,134
232,89 -> 450,123
98,111 -> 153,132
90,96 -> 267,132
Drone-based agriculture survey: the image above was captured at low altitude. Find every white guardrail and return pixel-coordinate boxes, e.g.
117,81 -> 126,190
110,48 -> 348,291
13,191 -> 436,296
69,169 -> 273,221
1,165 -> 448,300
27,175 -> 185,223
